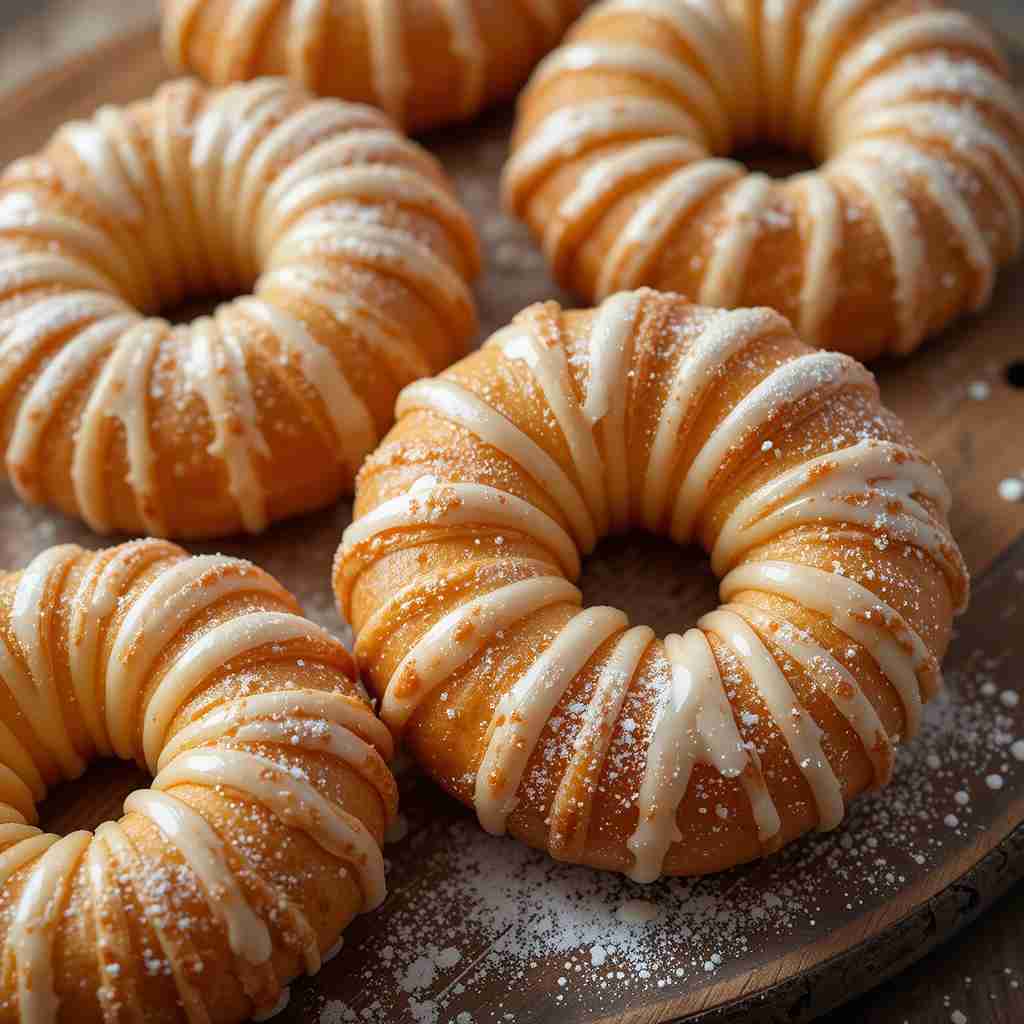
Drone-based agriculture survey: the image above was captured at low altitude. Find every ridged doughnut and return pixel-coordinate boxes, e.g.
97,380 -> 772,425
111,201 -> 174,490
0,539 -> 396,1024
504,0 -> 1024,360
0,77 -> 480,538
335,289 -> 968,881
161,0 -> 588,133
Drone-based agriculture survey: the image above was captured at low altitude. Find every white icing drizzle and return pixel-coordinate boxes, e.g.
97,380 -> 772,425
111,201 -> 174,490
711,438 -> 964,601
720,560 -> 937,739
85,831 -> 143,1023
698,173 -> 774,308
734,604 -> 894,788
700,608 -> 845,831
0,204 -> 133,298
237,297 -> 377,460
71,319 -> 166,536
541,138 -> 703,280
627,628 -> 779,883
271,219 -> 474,337
672,351 -> 874,541
350,557 -> 545,672
0,720 -> 45,805
255,123 -> 434,230
839,54 -> 1024,133
0,292 -> 128,406
157,689 -> 394,771
819,11 -> 1001,121
214,0 -> 282,84
154,747 -> 387,909
124,789 -> 275,967
6,830 -> 91,1024
438,0 -> 487,117
97,819 -> 210,1022
503,98 -> 704,213
261,265 -> 432,383
141,610 -> 344,772
59,120 -> 144,221
264,164 -> 469,255
154,82 -> 223,298
105,555 -> 287,761
791,0 -> 883,142
0,808 -> 29,828
475,606 -> 627,834
221,713 -> 390,789
234,101 -> 358,270
836,155 -> 926,354
794,172 -> 842,342
529,43 -> 728,151
383,574 -> 582,732
846,138 -> 995,310
0,254 -> 112,299
641,306 -> 776,530
188,316 -> 271,534
345,285 -> 966,880
161,0 -> 204,70
190,80 -> 292,290
489,322 -> 609,533
70,542 -> 183,762
365,0 -> 410,123
217,86 -> 299,284
0,832 -> 57,887
8,546 -> 85,779
598,0 -> 745,126
288,0 -> 330,88
596,159 -> 743,298
759,0 -> 802,138
846,100 -> 1024,218
396,379 -> 598,552
548,625 -> 653,859
341,477 -> 581,579
6,314 -> 133,503
0,765 -> 36,826
582,290 -> 644,529
94,103 -> 182,301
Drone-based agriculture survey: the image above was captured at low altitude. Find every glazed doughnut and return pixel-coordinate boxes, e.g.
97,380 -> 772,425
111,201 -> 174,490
0,539 -> 396,1024
0,77 -> 479,538
162,0 -> 588,133
504,0 -> 1024,360
335,289 -> 968,881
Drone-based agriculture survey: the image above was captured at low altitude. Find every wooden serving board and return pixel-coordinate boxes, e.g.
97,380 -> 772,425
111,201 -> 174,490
2,17 -> 1024,1024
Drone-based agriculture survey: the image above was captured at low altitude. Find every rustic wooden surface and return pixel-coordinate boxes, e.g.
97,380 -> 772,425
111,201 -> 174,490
1,4 -> 1023,1024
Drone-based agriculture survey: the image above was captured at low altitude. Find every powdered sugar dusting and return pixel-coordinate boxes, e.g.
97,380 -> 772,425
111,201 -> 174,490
307,622 -> 1024,1023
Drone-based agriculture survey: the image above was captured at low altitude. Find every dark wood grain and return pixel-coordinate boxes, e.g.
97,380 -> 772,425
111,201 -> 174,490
0,8 -> 1022,1024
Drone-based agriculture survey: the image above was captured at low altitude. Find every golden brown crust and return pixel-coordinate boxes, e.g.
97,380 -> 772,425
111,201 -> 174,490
0,540 -> 396,1024
0,77 -> 480,538
161,0 -> 588,133
504,0 -> 1024,360
334,290 -> 967,881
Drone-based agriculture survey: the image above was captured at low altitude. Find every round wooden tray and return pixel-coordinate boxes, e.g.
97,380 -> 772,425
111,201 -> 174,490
2,20 -> 1024,1024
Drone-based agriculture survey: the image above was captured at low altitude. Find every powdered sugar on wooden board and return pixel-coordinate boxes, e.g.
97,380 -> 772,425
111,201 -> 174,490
297,587 -> 1024,1023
